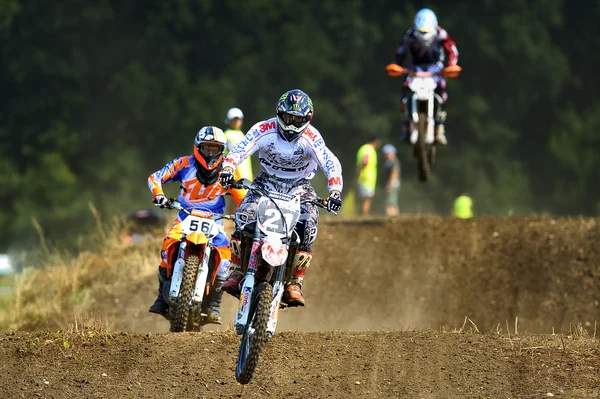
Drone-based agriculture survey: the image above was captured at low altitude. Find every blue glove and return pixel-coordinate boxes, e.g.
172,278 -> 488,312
219,167 -> 234,188
327,191 -> 342,212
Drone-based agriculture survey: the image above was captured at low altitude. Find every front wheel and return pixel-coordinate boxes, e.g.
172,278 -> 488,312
416,111 -> 430,182
170,254 -> 199,332
235,282 -> 272,384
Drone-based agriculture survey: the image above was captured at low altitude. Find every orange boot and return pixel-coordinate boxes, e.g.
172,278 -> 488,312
283,251 -> 312,307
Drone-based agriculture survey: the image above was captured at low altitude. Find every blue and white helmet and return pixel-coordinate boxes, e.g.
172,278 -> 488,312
414,8 -> 438,45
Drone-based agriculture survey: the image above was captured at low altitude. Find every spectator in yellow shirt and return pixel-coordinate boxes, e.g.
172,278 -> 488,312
453,193 -> 474,219
223,107 -> 253,181
355,136 -> 381,215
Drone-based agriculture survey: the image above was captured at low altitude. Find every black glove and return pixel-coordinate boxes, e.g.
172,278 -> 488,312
154,194 -> 168,208
327,191 -> 342,212
219,167 -> 234,188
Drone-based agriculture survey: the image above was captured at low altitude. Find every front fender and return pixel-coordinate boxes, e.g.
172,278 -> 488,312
186,232 -> 208,245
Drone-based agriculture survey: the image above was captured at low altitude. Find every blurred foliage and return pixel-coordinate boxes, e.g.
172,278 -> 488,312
1,0 -> 599,250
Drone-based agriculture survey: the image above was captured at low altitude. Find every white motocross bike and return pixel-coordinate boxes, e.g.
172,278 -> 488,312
386,63 -> 461,182
157,200 -> 233,332
228,180 -> 335,384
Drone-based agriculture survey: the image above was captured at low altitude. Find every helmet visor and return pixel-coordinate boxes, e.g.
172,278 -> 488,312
199,143 -> 224,157
278,112 -> 311,128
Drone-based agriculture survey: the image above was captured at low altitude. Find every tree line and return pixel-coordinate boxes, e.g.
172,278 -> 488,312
1,0 -> 599,250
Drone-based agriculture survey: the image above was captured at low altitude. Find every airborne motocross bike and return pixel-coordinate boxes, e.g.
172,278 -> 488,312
229,180 -> 336,384
386,63 -> 461,182
156,200 -> 234,332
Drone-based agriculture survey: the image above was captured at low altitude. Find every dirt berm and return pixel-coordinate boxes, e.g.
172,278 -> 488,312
109,216 -> 600,334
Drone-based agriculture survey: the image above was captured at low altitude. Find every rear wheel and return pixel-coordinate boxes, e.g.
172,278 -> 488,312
416,111 -> 430,182
428,145 -> 436,166
235,282 -> 272,384
170,254 -> 199,332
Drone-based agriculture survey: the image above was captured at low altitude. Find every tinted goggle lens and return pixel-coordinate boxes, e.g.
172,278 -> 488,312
199,143 -> 223,157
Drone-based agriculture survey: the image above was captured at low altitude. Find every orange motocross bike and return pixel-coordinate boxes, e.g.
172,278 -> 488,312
156,199 -> 234,332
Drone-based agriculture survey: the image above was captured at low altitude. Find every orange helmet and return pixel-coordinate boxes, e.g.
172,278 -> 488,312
193,126 -> 227,184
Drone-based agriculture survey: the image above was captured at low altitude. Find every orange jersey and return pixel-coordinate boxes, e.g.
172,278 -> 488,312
148,155 -> 245,214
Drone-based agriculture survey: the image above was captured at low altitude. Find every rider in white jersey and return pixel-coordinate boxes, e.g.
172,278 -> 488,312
219,89 -> 343,306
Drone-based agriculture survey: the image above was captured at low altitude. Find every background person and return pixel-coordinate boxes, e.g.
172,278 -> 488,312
453,193 -> 474,219
382,144 -> 401,216
224,107 -> 253,181
355,136 -> 381,215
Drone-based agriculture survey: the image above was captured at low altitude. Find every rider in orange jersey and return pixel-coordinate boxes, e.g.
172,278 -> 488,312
148,126 -> 246,324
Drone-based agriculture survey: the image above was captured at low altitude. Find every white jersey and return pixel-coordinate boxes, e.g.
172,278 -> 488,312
223,117 -> 343,193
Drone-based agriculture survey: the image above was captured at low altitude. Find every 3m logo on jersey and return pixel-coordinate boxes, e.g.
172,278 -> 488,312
328,177 -> 342,186
260,121 -> 276,133
304,129 -> 318,142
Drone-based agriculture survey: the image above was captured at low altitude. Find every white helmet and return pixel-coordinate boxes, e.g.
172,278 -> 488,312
414,8 -> 438,45
225,107 -> 244,124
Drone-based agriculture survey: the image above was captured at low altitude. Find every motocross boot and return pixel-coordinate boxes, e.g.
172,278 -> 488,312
283,251 -> 312,307
222,237 -> 244,298
149,266 -> 169,320
435,110 -> 448,145
202,276 -> 226,325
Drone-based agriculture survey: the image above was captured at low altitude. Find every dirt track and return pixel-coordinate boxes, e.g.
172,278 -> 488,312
2,330 -> 599,398
3,216 -> 600,398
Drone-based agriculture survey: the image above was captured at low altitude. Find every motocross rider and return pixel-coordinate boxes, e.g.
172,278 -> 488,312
394,8 -> 459,145
148,126 -> 246,324
218,89 -> 343,307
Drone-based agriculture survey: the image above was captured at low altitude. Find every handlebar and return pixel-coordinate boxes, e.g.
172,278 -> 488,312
229,180 -> 337,215
385,63 -> 462,78
154,199 -> 235,220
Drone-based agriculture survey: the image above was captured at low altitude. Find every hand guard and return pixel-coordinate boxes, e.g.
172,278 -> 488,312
327,191 -> 342,212
154,194 -> 168,208
219,167 -> 234,188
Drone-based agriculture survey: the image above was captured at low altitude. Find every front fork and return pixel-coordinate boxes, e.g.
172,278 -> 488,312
234,231 -> 287,338
235,239 -> 260,335
410,96 -> 436,145
192,244 -> 212,303
169,240 -> 188,299
168,237 -> 211,305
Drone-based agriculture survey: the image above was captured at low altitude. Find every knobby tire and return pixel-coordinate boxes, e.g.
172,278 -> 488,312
417,111 -> 430,182
170,254 -> 200,332
235,282 -> 273,384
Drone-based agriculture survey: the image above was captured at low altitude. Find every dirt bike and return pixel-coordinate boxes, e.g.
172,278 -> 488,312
386,63 -> 461,182
156,199 -> 234,332
228,180 -> 335,384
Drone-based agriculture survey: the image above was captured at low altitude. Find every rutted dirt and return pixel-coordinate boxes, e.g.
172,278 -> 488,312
1,330 -> 599,398
3,216 -> 600,398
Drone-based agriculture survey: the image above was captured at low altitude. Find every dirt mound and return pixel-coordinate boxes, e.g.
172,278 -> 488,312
96,216 -> 599,334
2,329 -> 599,398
